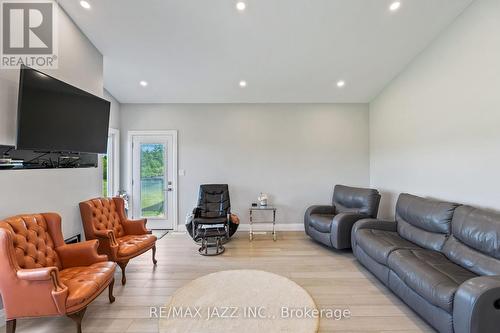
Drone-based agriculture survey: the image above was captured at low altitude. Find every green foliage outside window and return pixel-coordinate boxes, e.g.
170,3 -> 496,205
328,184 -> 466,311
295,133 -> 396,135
141,144 -> 164,177
102,155 -> 108,197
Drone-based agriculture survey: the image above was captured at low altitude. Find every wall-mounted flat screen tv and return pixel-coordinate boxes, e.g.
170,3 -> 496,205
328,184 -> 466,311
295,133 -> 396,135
16,65 -> 111,154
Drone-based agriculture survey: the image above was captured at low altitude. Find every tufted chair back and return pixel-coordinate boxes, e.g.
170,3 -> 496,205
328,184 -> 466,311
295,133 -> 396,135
0,214 -> 62,270
82,198 -> 125,238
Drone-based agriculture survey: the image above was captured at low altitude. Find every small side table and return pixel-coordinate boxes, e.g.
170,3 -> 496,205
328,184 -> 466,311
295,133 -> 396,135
249,206 -> 277,241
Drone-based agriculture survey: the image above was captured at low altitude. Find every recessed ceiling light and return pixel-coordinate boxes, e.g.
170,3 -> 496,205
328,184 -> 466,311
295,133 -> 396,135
139,81 -> 148,87
239,80 -> 247,87
236,2 -> 246,11
80,1 -> 91,9
337,80 -> 346,88
389,1 -> 401,12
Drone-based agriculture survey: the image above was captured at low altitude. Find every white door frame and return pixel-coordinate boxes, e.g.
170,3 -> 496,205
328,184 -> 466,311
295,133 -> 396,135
107,128 -> 120,197
127,130 -> 178,230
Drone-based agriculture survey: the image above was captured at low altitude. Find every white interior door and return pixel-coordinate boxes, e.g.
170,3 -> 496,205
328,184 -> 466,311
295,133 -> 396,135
131,133 -> 176,229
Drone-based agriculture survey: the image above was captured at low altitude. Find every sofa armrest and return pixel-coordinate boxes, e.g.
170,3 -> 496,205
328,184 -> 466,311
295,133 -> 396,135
304,205 -> 335,235
351,218 -> 397,251
94,229 -> 118,246
192,207 -> 201,217
94,229 -> 119,261
122,218 -> 148,235
453,275 -> 500,333
56,240 -> 108,268
352,218 -> 397,232
305,205 -> 335,216
17,267 -> 59,283
17,266 -> 65,292
330,213 -> 367,249
15,267 -> 67,314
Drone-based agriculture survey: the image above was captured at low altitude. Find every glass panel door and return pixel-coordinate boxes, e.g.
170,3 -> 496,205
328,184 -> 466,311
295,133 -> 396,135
140,143 -> 166,218
132,134 -> 175,230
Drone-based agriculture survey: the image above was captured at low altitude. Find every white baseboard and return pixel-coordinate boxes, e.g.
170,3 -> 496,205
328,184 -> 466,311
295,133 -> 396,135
176,224 -> 186,232
177,223 -> 304,232
237,223 -> 304,232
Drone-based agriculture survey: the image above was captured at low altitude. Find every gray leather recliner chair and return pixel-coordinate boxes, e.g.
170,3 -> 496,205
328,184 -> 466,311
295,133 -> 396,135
352,193 -> 500,333
304,185 -> 381,249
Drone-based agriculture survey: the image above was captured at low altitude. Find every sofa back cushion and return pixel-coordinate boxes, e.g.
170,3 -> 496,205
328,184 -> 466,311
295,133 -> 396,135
0,214 -> 61,269
332,185 -> 381,218
443,206 -> 500,276
396,194 -> 458,251
85,198 -> 125,238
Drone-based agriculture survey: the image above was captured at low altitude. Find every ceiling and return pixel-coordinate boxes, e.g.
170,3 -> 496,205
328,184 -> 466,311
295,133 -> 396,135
58,0 -> 473,104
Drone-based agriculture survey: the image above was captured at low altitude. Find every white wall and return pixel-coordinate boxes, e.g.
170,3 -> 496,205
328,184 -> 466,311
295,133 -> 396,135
369,0 -> 500,218
0,4 -> 104,238
120,103 -> 370,228
104,89 -> 121,129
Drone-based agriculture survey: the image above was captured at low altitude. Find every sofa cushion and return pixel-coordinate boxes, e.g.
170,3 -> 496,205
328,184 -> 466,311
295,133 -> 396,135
333,185 -> 380,217
396,194 -> 458,251
306,226 -> 333,248
308,214 -> 334,233
442,206 -> 500,275
60,261 -> 116,308
388,271 -> 455,333
117,234 -> 157,258
355,229 -> 421,265
387,249 -> 477,313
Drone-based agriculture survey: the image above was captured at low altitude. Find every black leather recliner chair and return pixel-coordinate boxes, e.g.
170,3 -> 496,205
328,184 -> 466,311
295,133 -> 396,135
304,185 -> 380,250
187,184 -> 238,255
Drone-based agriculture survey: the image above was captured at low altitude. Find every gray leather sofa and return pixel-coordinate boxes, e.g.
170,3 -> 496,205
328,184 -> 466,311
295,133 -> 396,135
352,193 -> 500,333
304,185 -> 380,249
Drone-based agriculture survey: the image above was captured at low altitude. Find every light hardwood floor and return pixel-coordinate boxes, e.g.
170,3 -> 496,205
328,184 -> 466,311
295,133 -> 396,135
12,231 -> 434,333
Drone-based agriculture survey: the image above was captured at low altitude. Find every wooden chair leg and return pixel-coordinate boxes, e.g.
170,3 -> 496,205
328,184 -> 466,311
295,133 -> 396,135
109,278 -> 116,303
6,319 -> 16,333
152,245 -> 158,265
68,307 -> 87,333
118,261 -> 128,285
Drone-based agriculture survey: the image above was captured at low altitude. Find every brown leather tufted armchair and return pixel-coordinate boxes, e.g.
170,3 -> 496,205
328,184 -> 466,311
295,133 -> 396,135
79,197 -> 157,285
0,213 -> 117,333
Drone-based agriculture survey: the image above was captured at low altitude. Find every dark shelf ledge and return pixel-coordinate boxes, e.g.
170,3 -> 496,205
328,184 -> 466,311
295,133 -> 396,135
0,145 -> 98,170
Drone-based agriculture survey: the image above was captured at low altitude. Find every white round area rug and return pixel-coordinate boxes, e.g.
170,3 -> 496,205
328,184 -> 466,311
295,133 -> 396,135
159,270 -> 319,333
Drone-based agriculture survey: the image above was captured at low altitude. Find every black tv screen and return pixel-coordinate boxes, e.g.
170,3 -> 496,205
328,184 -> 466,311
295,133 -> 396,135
16,66 -> 111,154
